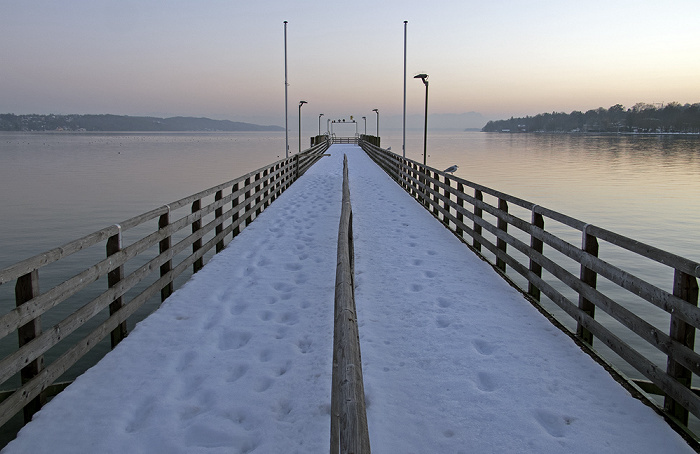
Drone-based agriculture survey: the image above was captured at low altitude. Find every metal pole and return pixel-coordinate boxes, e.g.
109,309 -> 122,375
298,101 -> 307,153
284,21 -> 289,159
373,109 -> 379,136
423,81 -> 428,165
402,20 -> 408,158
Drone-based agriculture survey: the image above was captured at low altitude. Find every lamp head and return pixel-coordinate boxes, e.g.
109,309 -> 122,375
414,73 -> 429,85
299,100 -> 307,107
372,108 -> 379,113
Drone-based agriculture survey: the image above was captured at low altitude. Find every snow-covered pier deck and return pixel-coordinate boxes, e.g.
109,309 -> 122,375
3,144 -> 695,453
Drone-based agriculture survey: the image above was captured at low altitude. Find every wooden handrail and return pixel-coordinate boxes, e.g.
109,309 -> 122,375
0,140 -> 330,431
359,138 -> 700,434
330,155 -> 370,454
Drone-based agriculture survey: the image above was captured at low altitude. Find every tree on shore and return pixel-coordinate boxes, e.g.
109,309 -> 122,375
482,102 -> 700,133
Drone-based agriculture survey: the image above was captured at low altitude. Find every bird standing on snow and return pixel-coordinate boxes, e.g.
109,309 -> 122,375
443,165 -> 458,174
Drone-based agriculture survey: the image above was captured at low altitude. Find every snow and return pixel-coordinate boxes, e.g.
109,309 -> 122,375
3,145 -> 693,453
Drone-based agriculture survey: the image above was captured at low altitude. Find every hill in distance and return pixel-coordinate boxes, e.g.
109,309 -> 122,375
0,114 -> 285,132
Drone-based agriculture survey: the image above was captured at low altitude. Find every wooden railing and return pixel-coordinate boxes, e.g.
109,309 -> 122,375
0,140 -> 329,431
331,137 -> 359,145
330,155 -> 370,453
360,139 -> 700,436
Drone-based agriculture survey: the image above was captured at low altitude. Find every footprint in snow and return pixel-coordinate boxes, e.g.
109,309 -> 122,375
534,409 -> 575,438
473,339 -> 497,356
218,330 -> 252,351
475,372 -> 498,392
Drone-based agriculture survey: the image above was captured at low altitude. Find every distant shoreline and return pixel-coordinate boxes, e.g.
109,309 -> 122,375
0,114 -> 284,132
482,130 -> 700,136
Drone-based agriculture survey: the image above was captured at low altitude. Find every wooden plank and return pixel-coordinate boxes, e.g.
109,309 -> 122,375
587,224 -> 700,278
0,226 -> 119,285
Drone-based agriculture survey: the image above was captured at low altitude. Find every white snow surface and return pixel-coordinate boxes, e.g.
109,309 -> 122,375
3,145 -> 693,453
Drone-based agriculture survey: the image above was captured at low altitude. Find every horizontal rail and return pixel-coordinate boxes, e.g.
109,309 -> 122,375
0,140 -> 330,431
359,138 -> 700,435
331,136 -> 359,144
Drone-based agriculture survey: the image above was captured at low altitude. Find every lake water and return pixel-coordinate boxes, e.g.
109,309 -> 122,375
1,130 -> 699,403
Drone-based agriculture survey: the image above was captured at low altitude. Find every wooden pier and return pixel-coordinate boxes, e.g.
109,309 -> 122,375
0,137 -> 698,451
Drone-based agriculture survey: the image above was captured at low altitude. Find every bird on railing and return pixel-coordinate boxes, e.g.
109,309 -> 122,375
443,165 -> 458,174
387,146 -> 391,151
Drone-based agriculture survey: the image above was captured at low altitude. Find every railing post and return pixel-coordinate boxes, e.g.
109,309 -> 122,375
263,168 -> 271,209
431,171 -> 439,216
412,162 -> 419,199
231,183 -> 241,238
271,164 -> 279,202
255,172 -> 262,217
215,190 -> 225,253
295,154 -> 300,181
442,175 -> 451,228
159,207 -> 173,302
419,165 -> 428,208
473,189 -> 483,252
664,270 -> 699,425
456,182 -> 464,239
528,207 -> 544,301
192,199 -> 203,273
107,225 -> 127,348
244,177 -> 253,228
577,225 -> 598,345
496,199 -> 508,272
15,270 -> 45,423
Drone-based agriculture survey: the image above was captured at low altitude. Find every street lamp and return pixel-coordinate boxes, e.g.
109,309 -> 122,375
414,74 -> 429,165
372,108 -> 379,137
298,100 -> 307,153
362,116 -> 366,135
318,113 -> 324,136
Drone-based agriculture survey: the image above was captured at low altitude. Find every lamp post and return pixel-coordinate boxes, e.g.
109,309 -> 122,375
298,100 -> 307,153
414,74 -> 429,165
318,113 -> 324,136
284,21 -> 289,158
362,116 -> 366,134
372,108 -> 379,137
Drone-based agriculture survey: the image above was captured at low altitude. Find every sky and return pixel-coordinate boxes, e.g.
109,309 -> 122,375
2,0 -> 699,129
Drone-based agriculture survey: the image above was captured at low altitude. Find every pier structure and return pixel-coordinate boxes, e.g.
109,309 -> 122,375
0,138 -> 698,452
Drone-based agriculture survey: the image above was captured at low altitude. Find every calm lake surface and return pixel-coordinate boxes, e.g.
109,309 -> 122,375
0,129 -> 699,390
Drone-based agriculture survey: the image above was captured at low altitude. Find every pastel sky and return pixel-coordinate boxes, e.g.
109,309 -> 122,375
2,0 -> 699,128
